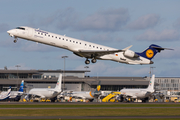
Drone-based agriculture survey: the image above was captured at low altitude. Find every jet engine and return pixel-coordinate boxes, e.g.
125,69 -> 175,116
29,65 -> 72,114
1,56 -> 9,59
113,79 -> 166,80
123,50 -> 139,58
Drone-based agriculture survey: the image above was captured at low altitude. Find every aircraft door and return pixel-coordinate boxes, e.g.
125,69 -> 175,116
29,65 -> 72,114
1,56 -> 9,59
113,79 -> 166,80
28,28 -> 33,37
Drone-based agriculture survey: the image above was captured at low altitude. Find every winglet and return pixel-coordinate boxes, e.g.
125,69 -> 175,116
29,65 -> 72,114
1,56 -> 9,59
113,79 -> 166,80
123,45 -> 133,51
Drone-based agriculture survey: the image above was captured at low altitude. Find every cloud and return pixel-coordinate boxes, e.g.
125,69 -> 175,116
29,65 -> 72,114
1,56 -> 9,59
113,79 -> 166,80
27,8 -> 129,32
173,17 -> 180,29
7,63 -> 32,70
75,8 -> 129,32
136,29 -> 179,41
127,14 -> 160,30
0,23 -> 9,33
39,7 -> 79,30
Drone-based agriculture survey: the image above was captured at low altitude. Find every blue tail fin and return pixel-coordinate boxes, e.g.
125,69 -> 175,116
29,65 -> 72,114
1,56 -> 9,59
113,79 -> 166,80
136,44 -> 163,60
19,80 -> 24,92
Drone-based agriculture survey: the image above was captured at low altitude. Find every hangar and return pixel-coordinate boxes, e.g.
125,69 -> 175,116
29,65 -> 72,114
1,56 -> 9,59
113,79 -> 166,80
0,69 -> 150,93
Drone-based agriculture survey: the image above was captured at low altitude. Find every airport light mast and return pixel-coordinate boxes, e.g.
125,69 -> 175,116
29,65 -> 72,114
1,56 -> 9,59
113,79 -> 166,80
62,56 -> 68,91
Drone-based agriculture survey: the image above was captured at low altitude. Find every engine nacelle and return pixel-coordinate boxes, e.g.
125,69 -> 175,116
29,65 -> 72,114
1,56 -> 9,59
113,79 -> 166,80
123,50 -> 139,58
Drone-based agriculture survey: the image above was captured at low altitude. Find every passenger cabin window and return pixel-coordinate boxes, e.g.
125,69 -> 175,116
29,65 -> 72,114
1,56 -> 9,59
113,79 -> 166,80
16,27 -> 25,30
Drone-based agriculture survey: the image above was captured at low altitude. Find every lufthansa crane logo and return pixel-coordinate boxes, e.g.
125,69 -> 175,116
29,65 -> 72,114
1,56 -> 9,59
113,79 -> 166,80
146,49 -> 154,58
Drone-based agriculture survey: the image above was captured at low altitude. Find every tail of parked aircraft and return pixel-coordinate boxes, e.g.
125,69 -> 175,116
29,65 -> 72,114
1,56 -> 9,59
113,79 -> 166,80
19,80 -> 24,92
147,74 -> 155,92
136,44 -> 173,60
0,86 -> 11,101
54,74 -> 62,91
95,81 -> 101,92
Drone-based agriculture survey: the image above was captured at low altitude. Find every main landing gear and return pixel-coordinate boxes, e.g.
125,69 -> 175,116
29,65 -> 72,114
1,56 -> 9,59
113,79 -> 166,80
85,58 -> 97,64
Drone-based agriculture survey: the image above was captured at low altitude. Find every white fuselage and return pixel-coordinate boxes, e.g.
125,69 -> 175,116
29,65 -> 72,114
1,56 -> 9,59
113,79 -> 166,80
29,88 -> 60,99
7,26 -> 151,64
71,91 -> 94,100
120,89 -> 152,99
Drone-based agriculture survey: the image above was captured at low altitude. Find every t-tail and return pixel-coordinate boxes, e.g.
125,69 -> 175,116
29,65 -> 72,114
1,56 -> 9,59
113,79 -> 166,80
147,74 -> 155,92
136,44 -> 173,61
19,80 -> 24,92
54,74 -> 62,91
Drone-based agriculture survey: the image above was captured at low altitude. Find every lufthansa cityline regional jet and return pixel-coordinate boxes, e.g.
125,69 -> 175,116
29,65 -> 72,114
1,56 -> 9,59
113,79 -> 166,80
7,26 -> 172,65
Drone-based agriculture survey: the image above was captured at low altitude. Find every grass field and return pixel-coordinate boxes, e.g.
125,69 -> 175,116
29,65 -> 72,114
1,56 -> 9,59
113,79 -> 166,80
0,103 -> 180,120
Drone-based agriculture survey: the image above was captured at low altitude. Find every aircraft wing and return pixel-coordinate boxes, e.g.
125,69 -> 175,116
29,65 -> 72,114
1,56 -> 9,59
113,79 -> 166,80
75,49 -> 123,58
31,93 -> 46,98
123,93 -> 137,99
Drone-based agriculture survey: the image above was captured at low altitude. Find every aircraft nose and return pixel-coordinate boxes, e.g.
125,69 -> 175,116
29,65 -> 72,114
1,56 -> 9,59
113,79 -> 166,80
7,30 -> 11,34
7,29 -> 15,37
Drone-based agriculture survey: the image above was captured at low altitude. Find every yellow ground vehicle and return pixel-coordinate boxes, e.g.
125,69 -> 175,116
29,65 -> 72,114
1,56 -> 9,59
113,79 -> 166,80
102,92 -> 121,102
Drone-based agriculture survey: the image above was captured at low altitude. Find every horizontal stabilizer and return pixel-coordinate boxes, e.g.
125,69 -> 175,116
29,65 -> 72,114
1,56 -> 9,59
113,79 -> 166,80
151,46 -> 174,51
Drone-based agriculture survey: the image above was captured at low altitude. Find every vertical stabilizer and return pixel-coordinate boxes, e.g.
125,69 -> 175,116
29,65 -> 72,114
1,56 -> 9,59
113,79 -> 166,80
147,74 -> 155,92
136,44 -> 162,60
55,74 -> 62,91
95,81 -> 101,92
19,80 -> 24,92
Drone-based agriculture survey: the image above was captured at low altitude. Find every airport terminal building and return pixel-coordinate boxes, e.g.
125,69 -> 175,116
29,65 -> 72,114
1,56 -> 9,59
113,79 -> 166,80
0,69 -> 179,94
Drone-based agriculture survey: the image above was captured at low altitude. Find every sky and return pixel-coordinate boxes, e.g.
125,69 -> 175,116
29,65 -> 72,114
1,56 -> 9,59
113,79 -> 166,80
0,0 -> 180,77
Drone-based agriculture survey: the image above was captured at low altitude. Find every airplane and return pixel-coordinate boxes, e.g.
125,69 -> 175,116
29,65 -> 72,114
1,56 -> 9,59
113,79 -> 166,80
9,80 -> 24,101
67,81 -> 101,102
27,74 -> 62,102
119,74 -> 155,103
0,86 -> 11,101
7,26 -> 173,65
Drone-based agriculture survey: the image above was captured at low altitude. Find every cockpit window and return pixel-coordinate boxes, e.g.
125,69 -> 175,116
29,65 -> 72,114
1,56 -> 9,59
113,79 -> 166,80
16,27 -> 25,30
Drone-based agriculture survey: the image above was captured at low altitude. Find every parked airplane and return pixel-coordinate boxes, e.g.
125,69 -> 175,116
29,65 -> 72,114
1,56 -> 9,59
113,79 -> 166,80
9,80 -> 24,101
0,86 -> 11,101
69,81 -> 101,102
27,74 -> 62,102
119,74 -> 155,102
7,26 -> 172,65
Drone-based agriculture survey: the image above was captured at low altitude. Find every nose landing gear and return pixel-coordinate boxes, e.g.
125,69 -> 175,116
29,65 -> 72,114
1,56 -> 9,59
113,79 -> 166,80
13,37 -> 18,43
